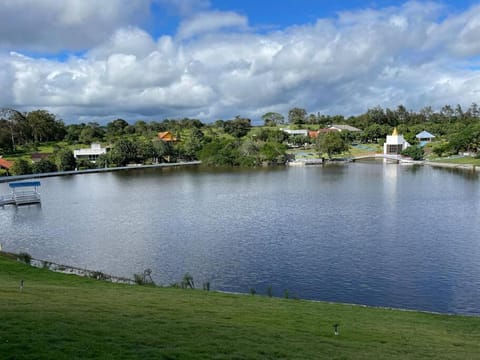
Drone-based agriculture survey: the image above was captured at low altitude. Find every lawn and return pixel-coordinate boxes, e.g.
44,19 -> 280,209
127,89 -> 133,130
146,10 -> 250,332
1,252 -> 479,359
428,156 -> 480,166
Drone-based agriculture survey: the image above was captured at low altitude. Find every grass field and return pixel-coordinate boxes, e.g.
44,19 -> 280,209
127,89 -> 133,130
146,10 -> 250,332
428,156 -> 480,166
1,252 -> 479,359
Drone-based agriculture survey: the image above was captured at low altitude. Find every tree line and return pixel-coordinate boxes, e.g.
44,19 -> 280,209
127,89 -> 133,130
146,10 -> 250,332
1,102 -> 480,174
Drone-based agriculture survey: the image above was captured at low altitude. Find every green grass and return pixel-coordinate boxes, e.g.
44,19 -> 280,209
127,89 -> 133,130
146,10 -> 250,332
428,156 -> 480,165
1,252 -> 480,359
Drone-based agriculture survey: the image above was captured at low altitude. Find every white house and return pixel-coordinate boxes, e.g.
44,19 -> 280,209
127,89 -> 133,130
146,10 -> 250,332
384,128 -> 410,155
280,128 -> 309,136
73,143 -> 108,162
328,124 -> 362,132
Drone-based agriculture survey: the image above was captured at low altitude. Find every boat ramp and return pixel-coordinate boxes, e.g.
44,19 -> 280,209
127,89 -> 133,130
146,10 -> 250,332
0,181 -> 41,207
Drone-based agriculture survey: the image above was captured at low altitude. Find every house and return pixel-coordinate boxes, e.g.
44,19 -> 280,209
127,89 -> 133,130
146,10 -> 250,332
31,153 -> 53,163
73,143 -> 108,163
0,157 -> 13,171
416,131 -> 435,147
328,124 -> 362,132
280,129 -> 309,137
157,131 -> 178,142
308,130 -> 320,139
384,128 -> 410,155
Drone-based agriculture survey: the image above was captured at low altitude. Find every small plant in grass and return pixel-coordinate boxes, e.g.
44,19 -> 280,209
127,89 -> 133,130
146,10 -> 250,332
181,273 -> 195,289
133,273 -> 145,285
284,289 -> 289,299
250,288 -> 256,296
17,252 -> 32,264
134,269 -> 155,285
90,271 -> 108,281
267,286 -> 273,298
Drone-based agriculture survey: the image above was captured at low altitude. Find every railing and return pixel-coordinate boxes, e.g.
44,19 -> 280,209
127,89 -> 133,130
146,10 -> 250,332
12,190 -> 41,205
0,194 -> 15,206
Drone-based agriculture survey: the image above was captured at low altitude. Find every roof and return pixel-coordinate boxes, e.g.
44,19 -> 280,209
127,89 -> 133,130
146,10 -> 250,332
416,130 -> 435,139
9,181 -> 41,188
158,131 -> 177,142
329,124 -> 362,132
0,158 -> 13,169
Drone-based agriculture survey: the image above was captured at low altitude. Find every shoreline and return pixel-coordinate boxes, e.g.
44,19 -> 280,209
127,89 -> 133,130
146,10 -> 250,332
4,250 -> 477,318
0,161 -> 201,183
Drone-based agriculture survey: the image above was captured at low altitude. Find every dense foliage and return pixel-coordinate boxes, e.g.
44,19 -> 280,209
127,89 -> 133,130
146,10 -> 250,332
1,102 -> 480,174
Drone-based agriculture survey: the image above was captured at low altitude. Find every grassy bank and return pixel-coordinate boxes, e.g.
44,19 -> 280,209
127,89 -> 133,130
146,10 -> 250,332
1,253 -> 479,359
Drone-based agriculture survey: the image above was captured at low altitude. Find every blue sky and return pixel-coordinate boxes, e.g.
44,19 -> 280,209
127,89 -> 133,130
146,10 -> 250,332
0,0 -> 479,124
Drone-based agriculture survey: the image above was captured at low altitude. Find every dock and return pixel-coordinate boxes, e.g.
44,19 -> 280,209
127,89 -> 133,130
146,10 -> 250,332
0,181 -> 41,206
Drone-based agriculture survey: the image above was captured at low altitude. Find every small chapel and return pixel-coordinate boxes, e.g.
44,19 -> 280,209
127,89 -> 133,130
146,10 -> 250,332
383,128 -> 410,155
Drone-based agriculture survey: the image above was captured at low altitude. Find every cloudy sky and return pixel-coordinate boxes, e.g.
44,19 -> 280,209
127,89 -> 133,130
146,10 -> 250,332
1,0 -> 479,124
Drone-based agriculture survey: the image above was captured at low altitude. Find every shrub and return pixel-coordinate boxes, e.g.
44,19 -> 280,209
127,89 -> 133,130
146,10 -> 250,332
267,286 -> 273,298
401,145 -> 424,160
17,252 -> 32,264
181,273 -> 195,289
250,288 -> 256,296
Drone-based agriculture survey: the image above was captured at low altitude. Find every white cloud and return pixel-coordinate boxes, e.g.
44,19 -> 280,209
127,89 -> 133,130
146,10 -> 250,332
2,1 -> 480,123
177,11 -> 248,39
0,0 -> 151,52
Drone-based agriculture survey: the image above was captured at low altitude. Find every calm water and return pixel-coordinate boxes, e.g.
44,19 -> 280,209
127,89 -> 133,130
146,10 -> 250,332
1,163 -> 480,315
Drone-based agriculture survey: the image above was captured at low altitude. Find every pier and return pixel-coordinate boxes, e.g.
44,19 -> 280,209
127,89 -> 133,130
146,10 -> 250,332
0,181 -> 41,207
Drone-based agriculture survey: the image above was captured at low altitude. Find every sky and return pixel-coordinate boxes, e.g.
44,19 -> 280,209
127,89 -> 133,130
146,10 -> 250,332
1,0 -> 479,124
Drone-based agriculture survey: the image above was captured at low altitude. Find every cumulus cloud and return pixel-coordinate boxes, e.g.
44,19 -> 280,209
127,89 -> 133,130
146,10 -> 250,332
0,0 -> 151,52
1,1 -> 480,123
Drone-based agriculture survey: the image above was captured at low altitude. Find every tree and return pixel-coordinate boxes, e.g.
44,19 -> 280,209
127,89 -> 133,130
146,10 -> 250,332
261,112 -> 285,126
109,138 -> 138,166
56,149 -> 76,171
288,108 -> 307,125
223,116 -> 251,138
26,110 -> 66,143
32,159 -> 57,173
180,128 -> 204,160
11,159 -> 32,175
78,122 -> 105,144
152,139 -> 175,163
316,131 -> 350,159
401,145 -> 424,160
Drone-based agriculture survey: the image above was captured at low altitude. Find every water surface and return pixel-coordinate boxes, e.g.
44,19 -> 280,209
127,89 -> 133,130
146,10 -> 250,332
1,163 -> 479,315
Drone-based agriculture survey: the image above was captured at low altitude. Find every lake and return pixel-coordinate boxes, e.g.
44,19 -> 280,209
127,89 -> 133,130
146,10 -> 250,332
1,162 -> 479,315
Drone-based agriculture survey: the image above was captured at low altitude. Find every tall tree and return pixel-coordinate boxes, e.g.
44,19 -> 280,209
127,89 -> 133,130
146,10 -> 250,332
316,131 -> 350,159
261,112 -> 285,126
288,108 -> 307,125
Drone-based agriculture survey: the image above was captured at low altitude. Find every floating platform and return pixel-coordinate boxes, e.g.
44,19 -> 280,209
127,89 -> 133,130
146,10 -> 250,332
0,181 -> 41,206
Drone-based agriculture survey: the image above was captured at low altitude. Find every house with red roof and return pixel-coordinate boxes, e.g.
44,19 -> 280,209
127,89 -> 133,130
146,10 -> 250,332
0,157 -> 13,171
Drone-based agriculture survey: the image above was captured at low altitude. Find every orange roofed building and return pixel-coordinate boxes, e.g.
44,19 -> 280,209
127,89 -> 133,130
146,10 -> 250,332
0,157 -> 13,170
157,131 -> 178,142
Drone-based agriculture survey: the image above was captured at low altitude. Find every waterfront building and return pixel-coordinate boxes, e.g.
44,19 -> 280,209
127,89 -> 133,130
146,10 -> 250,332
73,143 -> 108,163
384,128 -> 410,155
416,130 -> 435,147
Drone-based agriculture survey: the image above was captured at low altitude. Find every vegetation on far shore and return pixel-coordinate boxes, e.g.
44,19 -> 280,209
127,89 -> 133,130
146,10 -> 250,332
1,252 -> 480,359
1,103 -> 480,176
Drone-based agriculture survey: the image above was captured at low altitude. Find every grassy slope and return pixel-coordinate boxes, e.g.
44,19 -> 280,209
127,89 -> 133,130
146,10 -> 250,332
1,253 -> 479,359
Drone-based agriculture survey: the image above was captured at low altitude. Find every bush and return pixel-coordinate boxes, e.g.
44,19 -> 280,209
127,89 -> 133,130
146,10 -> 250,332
17,252 -> 32,264
401,145 -> 424,160
181,273 -> 195,289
